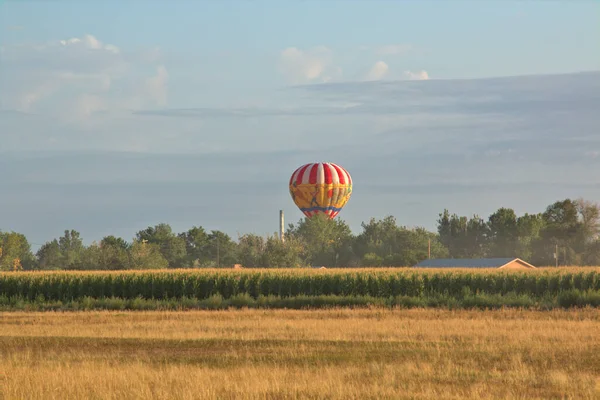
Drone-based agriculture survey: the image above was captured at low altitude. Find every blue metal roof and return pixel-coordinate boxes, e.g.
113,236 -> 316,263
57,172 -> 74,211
414,258 -> 517,268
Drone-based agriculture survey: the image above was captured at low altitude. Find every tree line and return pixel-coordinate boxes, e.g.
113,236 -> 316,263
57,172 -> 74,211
1,197 -> 600,271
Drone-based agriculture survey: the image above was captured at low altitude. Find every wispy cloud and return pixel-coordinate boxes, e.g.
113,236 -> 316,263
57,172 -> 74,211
277,44 -> 425,85
277,46 -> 342,84
0,34 -> 168,121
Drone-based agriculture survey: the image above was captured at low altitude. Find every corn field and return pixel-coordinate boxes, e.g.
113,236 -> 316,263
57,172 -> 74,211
1,267 -> 599,301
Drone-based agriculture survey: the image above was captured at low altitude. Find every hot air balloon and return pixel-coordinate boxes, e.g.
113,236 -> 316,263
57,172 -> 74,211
289,162 -> 353,219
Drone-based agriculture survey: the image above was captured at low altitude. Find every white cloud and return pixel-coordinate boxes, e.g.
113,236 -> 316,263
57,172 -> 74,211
277,46 -> 342,84
375,44 -> 412,56
403,70 -> 430,80
1,34 -> 168,120
277,45 -> 428,85
365,61 -> 389,81
59,34 -> 120,54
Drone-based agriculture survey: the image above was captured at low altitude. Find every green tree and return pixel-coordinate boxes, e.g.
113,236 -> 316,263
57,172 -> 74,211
437,209 -> 464,257
58,229 -> 85,269
136,223 -> 187,268
80,242 -> 102,270
36,239 -> 63,270
286,214 -> 353,267
178,226 -> 210,267
0,231 -> 36,271
465,215 -> 489,257
97,236 -> 130,270
203,230 -> 237,268
487,208 -> 519,257
532,199 -> 584,265
362,252 -> 383,267
575,198 -> 600,264
128,239 -> 169,269
237,233 -> 265,268
437,211 -> 489,258
392,227 -> 448,266
356,216 -> 448,266
261,235 -> 305,268
100,235 -> 130,251
529,198 -> 600,266
516,213 -> 545,261
354,216 -> 399,260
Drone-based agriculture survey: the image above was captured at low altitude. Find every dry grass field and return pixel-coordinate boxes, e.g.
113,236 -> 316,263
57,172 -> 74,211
1,308 -> 600,399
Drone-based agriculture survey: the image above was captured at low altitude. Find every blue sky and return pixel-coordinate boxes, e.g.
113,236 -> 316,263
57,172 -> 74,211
0,0 -> 599,247
3,1 -> 599,80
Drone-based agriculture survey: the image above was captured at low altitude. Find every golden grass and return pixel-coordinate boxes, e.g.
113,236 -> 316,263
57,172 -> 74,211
1,308 -> 600,399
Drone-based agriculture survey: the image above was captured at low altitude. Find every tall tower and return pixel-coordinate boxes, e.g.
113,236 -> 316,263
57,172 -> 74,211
279,210 -> 285,242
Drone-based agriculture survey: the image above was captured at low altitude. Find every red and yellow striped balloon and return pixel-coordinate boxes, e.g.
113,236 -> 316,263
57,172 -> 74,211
289,162 -> 353,219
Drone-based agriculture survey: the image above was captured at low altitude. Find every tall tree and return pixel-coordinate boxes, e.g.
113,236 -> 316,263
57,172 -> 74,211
237,233 -> 266,268
58,229 -> 85,269
354,216 -> 398,259
128,239 -> 169,269
575,198 -> 600,242
261,235 -> 305,268
516,213 -> 545,261
136,223 -> 187,268
437,210 -> 475,257
100,235 -> 130,251
465,215 -> 489,257
286,214 -> 353,267
178,226 -> 210,267
532,199 -> 584,265
355,216 -> 448,266
204,230 -> 238,268
0,231 -> 36,271
36,239 -> 63,270
98,236 -> 130,270
394,227 -> 449,265
487,208 -> 518,256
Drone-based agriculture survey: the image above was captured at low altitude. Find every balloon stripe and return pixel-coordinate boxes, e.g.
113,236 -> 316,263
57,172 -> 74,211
308,163 -> 319,184
323,163 -> 333,184
297,164 -> 311,185
317,163 -> 325,185
330,163 -> 346,184
328,163 -> 339,184
338,164 -> 350,186
338,166 -> 350,186
290,166 -> 302,186
341,166 -> 352,186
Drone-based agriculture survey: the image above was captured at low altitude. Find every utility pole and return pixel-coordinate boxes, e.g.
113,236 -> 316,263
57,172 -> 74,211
428,239 -> 431,259
555,244 -> 558,267
217,237 -> 220,268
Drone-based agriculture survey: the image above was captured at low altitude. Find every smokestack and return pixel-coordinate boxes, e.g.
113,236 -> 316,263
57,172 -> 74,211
279,210 -> 285,242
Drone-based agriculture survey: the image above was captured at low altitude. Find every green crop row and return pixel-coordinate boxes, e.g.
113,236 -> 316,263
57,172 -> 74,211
1,269 -> 599,301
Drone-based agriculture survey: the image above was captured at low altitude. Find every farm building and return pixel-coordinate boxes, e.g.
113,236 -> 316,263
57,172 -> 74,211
414,257 -> 536,270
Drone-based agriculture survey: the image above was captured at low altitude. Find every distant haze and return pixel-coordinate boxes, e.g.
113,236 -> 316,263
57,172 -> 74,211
2,70 -> 600,246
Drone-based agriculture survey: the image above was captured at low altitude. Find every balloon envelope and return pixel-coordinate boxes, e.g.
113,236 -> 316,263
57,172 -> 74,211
289,162 -> 353,219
